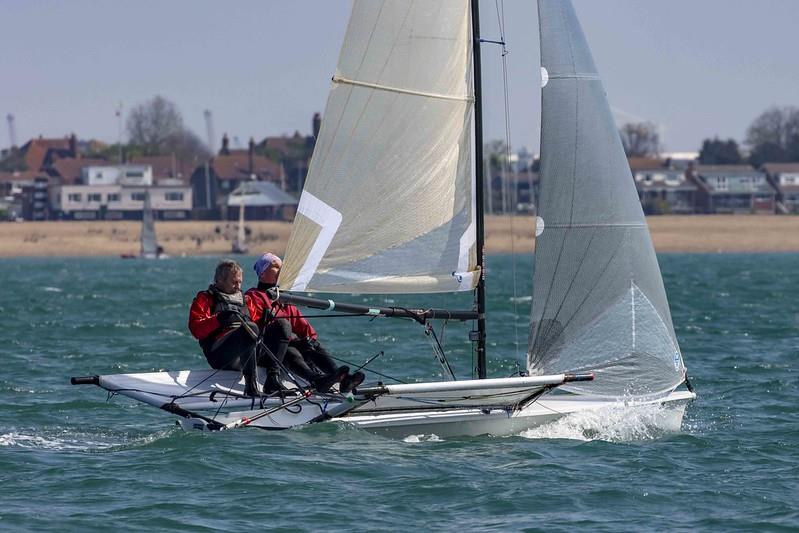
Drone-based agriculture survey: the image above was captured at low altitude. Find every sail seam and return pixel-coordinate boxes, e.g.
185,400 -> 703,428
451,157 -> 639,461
543,223 -> 646,228
332,75 -> 473,102
546,74 -> 599,80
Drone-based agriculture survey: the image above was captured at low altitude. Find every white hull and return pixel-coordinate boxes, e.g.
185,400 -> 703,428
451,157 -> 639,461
339,390 -> 695,439
73,369 -> 694,438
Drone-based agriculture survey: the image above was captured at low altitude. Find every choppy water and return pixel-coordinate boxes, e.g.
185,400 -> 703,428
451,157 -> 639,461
1,254 -> 797,531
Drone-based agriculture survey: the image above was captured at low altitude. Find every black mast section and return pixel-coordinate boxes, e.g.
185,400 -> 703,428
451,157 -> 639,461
471,0 -> 487,379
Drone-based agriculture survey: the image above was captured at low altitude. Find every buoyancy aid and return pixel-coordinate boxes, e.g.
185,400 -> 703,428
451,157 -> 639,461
201,285 -> 258,351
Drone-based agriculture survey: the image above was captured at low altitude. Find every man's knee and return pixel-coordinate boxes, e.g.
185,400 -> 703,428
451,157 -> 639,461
265,318 -> 292,340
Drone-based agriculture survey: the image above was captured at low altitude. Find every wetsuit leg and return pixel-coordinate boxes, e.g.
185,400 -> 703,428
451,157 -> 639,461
204,328 -> 254,370
282,346 -> 320,382
204,328 -> 259,395
302,343 -> 337,376
257,318 -> 291,368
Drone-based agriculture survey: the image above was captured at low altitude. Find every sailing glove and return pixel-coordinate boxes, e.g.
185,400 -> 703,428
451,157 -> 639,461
216,310 -> 238,327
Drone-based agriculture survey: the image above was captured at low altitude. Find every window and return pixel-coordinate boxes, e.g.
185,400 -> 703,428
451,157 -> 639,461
125,171 -> 144,178
107,193 -> 120,202
165,192 -> 184,201
68,193 -> 82,202
131,192 -> 146,201
88,193 -> 102,202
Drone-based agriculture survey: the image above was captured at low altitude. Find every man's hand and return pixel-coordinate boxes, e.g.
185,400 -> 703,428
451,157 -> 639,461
216,310 -> 239,327
297,336 -> 323,352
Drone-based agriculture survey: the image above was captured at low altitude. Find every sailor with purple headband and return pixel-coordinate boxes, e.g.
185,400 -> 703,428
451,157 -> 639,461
245,252 -> 365,394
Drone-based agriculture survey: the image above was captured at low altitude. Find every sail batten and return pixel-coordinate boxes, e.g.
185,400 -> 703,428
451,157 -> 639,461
280,1 -> 477,294
332,75 -> 473,102
529,0 -> 684,398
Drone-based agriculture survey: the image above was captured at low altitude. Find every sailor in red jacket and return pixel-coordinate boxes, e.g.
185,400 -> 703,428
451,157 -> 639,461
246,252 -> 364,393
188,259 -> 264,396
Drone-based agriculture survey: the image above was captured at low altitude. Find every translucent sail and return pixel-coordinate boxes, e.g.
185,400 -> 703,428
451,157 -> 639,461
140,190 -> 158,258
280,0 -> 477,294
527,0 -> 685,398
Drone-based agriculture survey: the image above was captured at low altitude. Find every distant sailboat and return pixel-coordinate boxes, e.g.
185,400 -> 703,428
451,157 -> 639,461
139,190 -> 161,259
231,201 -> 248,255
121,189 -> 165,259
75,0 -> 694,437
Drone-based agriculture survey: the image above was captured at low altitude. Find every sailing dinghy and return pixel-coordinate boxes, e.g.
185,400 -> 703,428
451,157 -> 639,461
122,189 -> 166,259
73,0 -> 694,437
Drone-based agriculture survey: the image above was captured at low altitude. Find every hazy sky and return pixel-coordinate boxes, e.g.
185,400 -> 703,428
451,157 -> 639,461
2,1 -> 798,153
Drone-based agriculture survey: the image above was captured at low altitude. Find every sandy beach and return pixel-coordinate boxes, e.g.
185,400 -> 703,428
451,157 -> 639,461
1,215 -> 799,258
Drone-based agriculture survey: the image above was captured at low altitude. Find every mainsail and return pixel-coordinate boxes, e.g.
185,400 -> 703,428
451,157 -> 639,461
280,1 -> 478,294
140,190 -> 158,258
528,0 -> 685,397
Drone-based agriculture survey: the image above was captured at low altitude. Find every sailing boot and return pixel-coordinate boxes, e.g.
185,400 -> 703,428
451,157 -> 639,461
312,365 -> 349,393
339,371 -> 365,394
263,371 -> 286,398
241,349 -> 261,398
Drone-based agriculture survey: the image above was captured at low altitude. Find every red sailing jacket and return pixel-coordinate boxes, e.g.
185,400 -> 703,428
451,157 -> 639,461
245,287 -> 317,340
188,290 -> 228,342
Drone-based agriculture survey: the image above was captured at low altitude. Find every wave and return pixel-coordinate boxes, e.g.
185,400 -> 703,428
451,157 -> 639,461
42,286 -> 64,293
518,402 -> 687,442
0,429 -> 173,452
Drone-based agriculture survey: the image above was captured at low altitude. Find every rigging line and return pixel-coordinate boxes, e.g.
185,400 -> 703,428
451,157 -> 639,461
424,322 -> 457,381
493,0 -> 521,361
325,352 -> 406,384
173,366 -> 227,401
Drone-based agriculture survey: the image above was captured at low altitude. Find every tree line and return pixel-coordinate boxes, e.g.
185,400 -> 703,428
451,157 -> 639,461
82,95 -> 209,163
620,106 -> 799,167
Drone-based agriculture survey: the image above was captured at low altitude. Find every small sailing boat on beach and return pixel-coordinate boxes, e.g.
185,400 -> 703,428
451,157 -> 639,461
122,189 -> 166,259
231,201 -> 248,255
74,0 -> 694,437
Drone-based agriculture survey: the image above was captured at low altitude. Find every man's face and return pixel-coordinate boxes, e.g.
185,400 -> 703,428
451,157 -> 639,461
217,269 -> 243,294
260,258 -> 282,285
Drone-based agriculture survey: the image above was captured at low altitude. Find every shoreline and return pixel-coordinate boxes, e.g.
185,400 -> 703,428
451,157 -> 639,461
2,215 -> 799,258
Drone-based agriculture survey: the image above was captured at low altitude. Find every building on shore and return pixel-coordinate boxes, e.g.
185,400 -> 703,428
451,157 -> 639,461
629,157 -> 699,214
227,180 -> 298,221
53,164 -> 192,220
762,163 -> 799,214
190,135 -> 284,219
690,165 -> 776,214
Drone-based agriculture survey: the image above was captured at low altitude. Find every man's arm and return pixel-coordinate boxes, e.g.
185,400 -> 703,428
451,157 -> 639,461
188,292 -> 221,340
286,304 -> 317,340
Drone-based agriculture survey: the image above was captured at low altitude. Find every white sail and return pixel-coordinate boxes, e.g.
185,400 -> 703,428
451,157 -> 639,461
527,0 -> 685,398
280,0 -> 478,294
233,202 -> 248,254
140,189 -> 159,258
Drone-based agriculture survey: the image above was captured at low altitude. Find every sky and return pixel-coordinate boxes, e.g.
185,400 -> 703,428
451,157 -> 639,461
2,0 -> 798,154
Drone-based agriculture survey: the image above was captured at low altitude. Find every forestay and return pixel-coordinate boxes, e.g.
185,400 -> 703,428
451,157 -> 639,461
527,0 -> 685,398
280,0 -> 478,294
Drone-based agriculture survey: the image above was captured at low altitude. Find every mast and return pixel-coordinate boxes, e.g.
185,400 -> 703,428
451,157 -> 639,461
471,0 -> 487,379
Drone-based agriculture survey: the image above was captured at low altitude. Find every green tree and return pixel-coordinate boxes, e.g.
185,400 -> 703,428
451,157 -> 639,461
698,138 -> 742,165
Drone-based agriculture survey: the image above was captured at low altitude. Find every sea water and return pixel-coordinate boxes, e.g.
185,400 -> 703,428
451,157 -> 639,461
0,254 -> 797,531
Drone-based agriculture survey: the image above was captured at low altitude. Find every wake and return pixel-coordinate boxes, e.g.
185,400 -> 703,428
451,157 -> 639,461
519,402 -> 686,442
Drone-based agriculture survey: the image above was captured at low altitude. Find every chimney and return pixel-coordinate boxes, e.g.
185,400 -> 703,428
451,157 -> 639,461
312,112 -> 321,139
69,133 -> 78,158
221,133 -> 230,155
248,137 -> 255,174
